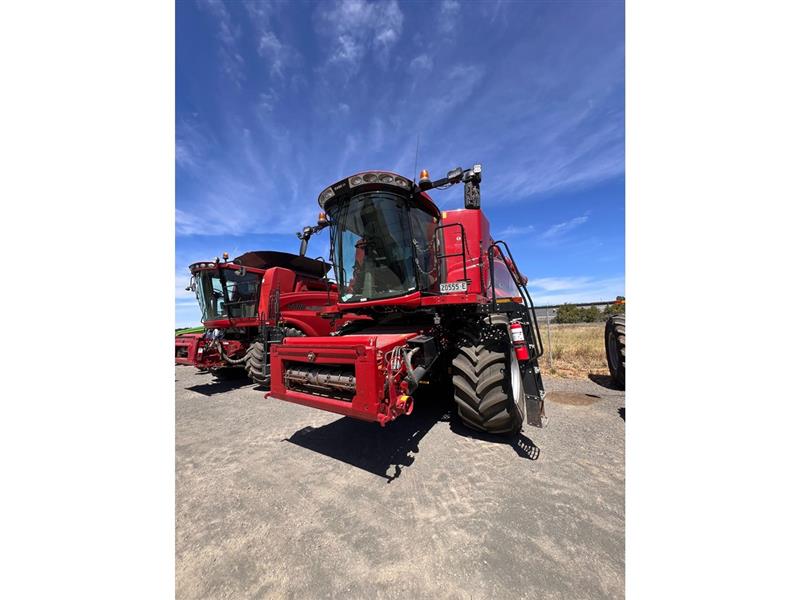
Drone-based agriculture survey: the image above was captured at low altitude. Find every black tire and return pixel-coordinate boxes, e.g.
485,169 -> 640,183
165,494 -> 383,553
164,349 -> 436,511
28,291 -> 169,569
451,315 -> 524,435
605,315 -> 626,389
245,327 -> 304,388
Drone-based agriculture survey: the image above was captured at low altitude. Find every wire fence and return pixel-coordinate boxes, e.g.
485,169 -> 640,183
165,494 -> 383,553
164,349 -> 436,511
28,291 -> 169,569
533,301 -> 622,371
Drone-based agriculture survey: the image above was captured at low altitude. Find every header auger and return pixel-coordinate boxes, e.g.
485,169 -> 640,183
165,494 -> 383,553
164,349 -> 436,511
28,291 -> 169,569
268,164 -> 546,434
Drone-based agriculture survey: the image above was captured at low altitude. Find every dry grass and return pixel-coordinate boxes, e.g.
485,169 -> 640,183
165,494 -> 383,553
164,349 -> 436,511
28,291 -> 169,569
538,322 -> 608,378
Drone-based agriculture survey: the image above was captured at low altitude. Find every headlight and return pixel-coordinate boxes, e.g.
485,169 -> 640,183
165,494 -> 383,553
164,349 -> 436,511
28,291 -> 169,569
317,187 -> 335,208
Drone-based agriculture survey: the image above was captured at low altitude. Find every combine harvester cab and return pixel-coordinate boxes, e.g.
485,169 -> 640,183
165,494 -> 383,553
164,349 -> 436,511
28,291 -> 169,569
177,247 -> 339,387
269,165 -> 547,434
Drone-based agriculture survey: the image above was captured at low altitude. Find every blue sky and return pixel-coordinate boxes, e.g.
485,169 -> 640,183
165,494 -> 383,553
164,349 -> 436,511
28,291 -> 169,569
176,0 -> 624,326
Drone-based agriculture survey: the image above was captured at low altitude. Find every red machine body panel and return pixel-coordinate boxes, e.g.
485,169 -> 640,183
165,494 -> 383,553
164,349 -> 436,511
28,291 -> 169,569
439,208 -> 520,300
175,333 -> 202,365
269,331 -> 422,425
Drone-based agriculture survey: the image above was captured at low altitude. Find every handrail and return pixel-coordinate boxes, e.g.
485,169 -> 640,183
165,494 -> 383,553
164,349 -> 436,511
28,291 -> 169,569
434,222 -> 469,283
487,240 -> 544,358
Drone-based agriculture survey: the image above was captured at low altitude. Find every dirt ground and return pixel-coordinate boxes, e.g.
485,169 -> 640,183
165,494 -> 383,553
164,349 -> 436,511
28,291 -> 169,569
176,366 -> 625,599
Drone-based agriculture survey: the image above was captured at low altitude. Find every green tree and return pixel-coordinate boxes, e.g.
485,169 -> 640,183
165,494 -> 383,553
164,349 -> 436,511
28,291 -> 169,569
555,303 -> 581,323
583,306 -> 601,322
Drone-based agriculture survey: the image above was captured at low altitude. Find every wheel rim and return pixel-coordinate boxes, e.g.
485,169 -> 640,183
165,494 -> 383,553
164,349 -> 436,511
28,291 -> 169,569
509,348 -> 523,412
607,330 -> 619,371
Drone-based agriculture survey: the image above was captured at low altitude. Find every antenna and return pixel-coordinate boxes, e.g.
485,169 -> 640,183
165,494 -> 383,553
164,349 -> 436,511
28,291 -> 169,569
412,134 -> 420,184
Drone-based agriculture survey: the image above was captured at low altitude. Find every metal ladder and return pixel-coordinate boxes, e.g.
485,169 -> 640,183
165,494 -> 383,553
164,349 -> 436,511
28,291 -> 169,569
487,240 -> 547,427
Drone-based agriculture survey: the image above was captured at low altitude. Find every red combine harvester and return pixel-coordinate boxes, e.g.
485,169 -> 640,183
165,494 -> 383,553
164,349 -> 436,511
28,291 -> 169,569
268,165 -> 547,434
176,241 -> 339,387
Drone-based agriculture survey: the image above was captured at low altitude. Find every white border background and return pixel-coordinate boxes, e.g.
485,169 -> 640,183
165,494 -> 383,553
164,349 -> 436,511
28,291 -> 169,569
1,2 -> 174,597
1,1 -> 799,597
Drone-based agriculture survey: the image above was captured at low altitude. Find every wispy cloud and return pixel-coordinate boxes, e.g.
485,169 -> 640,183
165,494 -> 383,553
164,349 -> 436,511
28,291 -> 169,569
542,213 -> 590,240
438,0 -> 460,34
257,31 -> 296,78
244,2 -> 300,80
197,0 -> 245,86
497,224 -> 536,237
528,276 -> 594,292
176,0 -> 625,319
527,275 -> 625,305
175,116 -> 213,171
409,53 -> 433,73
315,0 -> 404,72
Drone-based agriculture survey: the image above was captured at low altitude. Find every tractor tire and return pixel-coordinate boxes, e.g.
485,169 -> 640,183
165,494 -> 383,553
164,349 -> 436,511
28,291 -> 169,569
245,327 -> 304,388
451,315 -> 524,435
604,315 -> 626,389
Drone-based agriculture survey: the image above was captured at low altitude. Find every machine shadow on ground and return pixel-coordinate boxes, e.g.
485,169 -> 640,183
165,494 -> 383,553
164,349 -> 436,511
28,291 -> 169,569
284,398 -> 449,483
285,380 -> 541,480
185,376 -> 250,397
448,416 -> 541,461
588,372 -> 623,390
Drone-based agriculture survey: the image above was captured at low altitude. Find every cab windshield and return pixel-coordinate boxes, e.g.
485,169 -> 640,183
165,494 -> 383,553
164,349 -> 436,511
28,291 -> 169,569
329,191 -> 438,303
195,268 -> 260,321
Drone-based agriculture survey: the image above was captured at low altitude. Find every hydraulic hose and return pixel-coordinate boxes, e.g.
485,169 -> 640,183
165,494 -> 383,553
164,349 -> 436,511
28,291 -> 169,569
402,347 -> 420,382
216,340 -> 248,365
402,347 -> 430,393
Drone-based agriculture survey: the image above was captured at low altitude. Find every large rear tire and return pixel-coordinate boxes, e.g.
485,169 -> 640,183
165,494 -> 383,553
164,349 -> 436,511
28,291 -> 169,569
604,315 -> 626,389
245,327 -> 304,388
451,315 -> 524,435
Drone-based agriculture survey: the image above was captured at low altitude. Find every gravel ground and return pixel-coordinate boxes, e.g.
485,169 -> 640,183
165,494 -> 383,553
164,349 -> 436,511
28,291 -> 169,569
176,366 -> 625,599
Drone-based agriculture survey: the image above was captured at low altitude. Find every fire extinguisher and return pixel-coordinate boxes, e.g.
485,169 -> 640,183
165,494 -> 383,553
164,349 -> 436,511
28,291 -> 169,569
510,320 -> 530,362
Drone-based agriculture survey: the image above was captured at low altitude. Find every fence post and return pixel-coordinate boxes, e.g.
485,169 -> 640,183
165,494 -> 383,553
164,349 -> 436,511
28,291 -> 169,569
546,308 -> 553,370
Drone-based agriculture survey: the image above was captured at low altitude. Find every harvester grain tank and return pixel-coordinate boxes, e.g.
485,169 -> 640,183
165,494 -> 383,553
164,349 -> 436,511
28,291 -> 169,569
268,165 -> 547,434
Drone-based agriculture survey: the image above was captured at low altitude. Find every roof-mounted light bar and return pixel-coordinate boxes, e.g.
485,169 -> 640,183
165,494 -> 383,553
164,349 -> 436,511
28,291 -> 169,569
318,171 -> 413,208
190,261 -> 234,271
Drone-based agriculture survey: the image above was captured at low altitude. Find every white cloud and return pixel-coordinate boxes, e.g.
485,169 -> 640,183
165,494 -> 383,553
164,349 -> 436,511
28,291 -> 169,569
527,276 -> 625,305
197,0 -> 245,85
409,53 -> 433,72
439,0 -> 460,34
175,141 -> 196,169
176,117 -> 215,172
473,42 -> 625,202
258,31 -> 290,77
527,276 -> 593,292
542,213 -> 590,240
316,0 -> 404,71
243,1 -> 300,80
497,223 -> 535,237
429,63 -> 485,115
258,90 -> 278,113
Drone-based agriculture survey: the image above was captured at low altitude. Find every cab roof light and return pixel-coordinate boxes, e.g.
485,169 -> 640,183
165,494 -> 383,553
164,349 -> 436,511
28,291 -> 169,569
320,171 -> 414,208
318,187 -> 335,207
